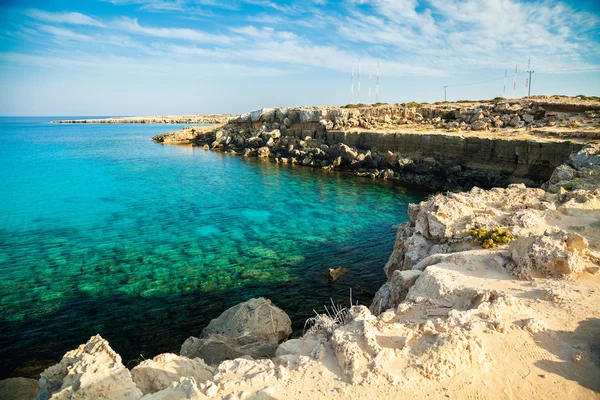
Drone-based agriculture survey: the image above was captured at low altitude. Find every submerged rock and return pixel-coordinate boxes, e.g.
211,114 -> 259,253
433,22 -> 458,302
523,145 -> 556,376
327,267 -> 347,282
0,377 -> 39,400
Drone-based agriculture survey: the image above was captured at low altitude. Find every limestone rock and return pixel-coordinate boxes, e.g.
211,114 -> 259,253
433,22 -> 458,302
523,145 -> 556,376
471,120 -> 487,131
180,334 -> 278,366
370,270 -> 422,315
509,232 -> 589,279
212,358 -> 282,394
413,333 -> 485,381
522,114 -> 535,123
38,334 -> 142,400
140,377 -> 208,400
0,377 -> 39,400
405,263 -> 490,310
131,353 -> 213,395
201,298 -> 292,344
257,147 -> 270,158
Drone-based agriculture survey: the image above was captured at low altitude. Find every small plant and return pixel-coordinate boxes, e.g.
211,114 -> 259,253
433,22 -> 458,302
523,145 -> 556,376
304,299 -> 353,339
405,101 -> 420,107
468,227 -> 513,249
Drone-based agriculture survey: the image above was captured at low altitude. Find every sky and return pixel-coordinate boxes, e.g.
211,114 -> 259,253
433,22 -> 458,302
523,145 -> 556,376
0,0 -> 599,116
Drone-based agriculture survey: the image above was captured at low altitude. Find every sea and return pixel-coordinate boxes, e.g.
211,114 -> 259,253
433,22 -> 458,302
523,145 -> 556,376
0,117 -> 427,377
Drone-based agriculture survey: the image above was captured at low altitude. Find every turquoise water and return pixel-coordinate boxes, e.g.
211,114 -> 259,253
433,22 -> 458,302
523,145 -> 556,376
0,117 -> 427,376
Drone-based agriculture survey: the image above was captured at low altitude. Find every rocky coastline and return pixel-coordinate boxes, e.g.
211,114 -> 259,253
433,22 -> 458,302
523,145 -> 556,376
153,96 -> 599,191
2,96 -> 599,399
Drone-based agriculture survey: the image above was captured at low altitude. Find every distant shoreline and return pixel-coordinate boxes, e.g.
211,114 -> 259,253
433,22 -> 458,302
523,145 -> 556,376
51,114 -> 232,125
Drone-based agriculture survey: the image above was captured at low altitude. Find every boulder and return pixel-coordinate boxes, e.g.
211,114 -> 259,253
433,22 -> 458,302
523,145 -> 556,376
370,270 -> 422,315
201,298 -> 291,344
131,353 -> 213,395
257,147 -> 270,158
509,232 -> 589,279
180,334 -> 278,366
38,334 -> 142,400
471,120 -> 487,131
0,377 -> 39,400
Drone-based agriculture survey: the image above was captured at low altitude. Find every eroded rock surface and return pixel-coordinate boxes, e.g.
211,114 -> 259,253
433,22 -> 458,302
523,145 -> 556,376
200,297 -> 292,344
131,353 -> 213,395
38,334 -> 143,400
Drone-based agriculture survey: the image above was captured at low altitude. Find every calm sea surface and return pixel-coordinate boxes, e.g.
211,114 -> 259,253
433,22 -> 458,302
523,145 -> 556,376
0,117 -> 427,376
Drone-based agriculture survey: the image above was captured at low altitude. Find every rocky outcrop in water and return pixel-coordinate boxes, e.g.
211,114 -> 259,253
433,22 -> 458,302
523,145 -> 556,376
153,97 -> 599,190
180,298 -> 292,366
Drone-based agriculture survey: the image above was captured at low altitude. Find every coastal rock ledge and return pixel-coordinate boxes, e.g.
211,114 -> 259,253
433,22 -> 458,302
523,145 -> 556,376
153,97 -> 600,190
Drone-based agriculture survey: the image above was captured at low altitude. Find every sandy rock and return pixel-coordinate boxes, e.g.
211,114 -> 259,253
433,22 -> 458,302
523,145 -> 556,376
521,318 -> 546,334
38,334 -> 142,400
384,223 -> 450,277
131,353 -> 213,395
370,270 -> 422,315
405,263 -> 491,310
509,232 -> 589,279
201,298 -> 292,344
212,358 -> 282,394
330,307 -> 380,384
412,333 -> 486,380
140,377 -> 208,400
180,334 -> 278,366
0,377 -> 39,400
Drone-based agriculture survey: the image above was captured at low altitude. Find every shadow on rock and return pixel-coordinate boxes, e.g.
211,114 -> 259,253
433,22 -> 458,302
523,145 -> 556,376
533,317 -> 600,392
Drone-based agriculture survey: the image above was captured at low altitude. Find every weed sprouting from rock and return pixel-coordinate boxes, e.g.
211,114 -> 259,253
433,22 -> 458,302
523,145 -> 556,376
469,227 -> 513,249
304,299 -> 353,339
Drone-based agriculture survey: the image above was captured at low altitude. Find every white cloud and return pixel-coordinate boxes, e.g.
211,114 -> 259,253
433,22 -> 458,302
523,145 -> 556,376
37,25 -> 92,41
113,17 -> 237,44
337,0 -> 600,72
23,9 -> 105,27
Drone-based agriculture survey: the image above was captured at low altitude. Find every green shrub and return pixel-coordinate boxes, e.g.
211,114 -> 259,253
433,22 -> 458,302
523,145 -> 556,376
492,97 -> 506,103
371,102 -> 388,107
405,101 -> 420,107
468,227 -> 513,249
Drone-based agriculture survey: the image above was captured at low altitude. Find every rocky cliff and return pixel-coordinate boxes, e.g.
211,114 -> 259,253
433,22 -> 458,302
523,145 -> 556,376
153,97 -> 600,190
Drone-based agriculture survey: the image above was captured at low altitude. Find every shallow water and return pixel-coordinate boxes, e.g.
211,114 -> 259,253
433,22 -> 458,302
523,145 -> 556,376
0,117 -> 427,376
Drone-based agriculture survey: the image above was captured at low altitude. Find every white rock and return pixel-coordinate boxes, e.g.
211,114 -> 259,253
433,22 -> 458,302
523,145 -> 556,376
131,353 -> 213,395
38,334 -> 143,400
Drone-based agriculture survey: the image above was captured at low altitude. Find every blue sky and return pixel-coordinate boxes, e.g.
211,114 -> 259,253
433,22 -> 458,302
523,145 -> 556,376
0,0 -> 599,116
